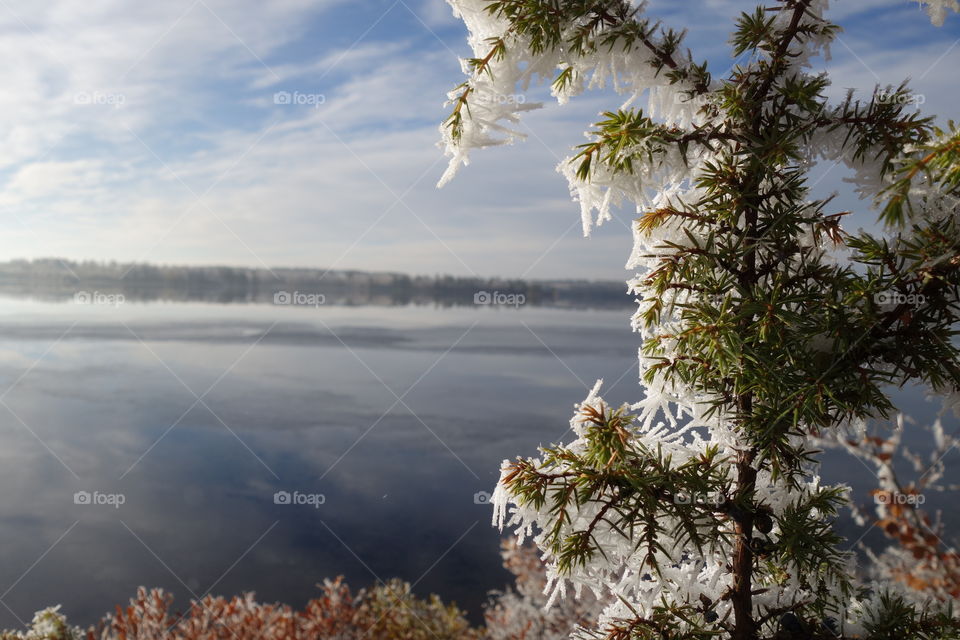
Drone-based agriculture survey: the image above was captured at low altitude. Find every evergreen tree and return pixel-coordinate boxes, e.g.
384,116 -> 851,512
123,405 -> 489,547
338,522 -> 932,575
439,1 -> 960,638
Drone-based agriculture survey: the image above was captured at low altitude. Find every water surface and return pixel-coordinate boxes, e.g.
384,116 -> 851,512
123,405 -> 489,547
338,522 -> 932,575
0,298 -> 953,629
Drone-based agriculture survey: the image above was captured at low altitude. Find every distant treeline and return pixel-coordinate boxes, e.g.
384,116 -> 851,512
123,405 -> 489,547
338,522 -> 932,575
0,259 -> 634,309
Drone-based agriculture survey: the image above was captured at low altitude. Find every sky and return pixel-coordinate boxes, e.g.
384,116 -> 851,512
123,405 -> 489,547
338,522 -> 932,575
0,0 -> 957,280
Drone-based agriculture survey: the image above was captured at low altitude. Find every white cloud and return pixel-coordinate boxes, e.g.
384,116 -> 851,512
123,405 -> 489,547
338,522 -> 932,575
417,0 -> 459,29
0,0 -> 956,280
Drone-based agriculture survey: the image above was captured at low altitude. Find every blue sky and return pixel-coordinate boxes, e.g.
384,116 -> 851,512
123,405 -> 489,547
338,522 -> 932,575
0,0 -> 957,279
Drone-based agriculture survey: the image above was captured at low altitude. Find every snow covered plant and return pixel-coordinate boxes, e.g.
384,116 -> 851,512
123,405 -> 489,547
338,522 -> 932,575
0,607 -> 83,640
438,1 -> 960,639
485,539 -> 607,640
1,580 -> 481,640
823,415 -> 960,602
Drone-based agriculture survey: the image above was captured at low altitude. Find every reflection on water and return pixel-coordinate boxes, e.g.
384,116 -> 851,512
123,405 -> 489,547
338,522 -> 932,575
0,258 -> 634,310
0,297 -> 955,628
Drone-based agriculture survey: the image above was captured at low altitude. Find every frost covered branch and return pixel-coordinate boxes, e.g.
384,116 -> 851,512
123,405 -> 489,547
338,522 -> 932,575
438,1 -> 960,638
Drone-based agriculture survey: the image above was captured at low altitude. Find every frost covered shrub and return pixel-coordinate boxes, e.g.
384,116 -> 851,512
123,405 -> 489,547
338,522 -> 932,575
356,579 -> 483,640
2,579 -> 480,640
485,539 -> 606,640
822,415 -> 960,602
438,0 -> 960,638
0,607 -> 84,640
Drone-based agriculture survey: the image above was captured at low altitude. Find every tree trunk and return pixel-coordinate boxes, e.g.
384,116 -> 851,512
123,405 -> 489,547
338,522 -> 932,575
731,455 -> 758,640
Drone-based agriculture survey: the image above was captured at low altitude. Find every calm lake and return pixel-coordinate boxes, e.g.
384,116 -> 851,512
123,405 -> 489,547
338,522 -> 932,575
0,297 -> 954,628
